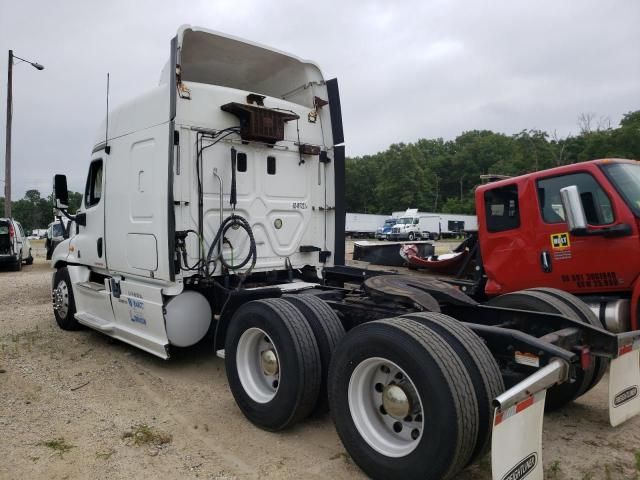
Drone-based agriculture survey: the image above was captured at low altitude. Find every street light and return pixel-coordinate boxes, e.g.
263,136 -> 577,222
4,50 -> 45,218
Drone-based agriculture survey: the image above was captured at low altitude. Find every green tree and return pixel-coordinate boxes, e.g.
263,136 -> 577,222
344,109 -> 640,215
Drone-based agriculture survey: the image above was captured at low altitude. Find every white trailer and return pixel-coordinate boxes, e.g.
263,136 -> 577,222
48,25 -> 640,480
345,212 -> 386,238
392,210 -> 478,238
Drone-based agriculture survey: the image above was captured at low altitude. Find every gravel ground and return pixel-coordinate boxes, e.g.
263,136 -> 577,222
1,242 -> 639,479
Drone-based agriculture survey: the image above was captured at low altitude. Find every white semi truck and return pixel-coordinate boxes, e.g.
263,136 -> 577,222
388,209 -> 440,241
50,26 -> 640,480
391,209 -> 478,240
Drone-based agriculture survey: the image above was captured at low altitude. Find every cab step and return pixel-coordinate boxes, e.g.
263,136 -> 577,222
75,312 -> 115,332
76,281 -> 106,292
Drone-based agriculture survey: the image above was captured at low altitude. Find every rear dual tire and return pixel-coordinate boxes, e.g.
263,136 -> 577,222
402,312 -> 504,465
329,316 -> 491,480
282,294 -> 345,414
487,289 -> 604,411
225,298 -> 322,431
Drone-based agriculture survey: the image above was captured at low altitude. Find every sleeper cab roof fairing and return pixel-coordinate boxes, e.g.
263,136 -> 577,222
159,25 -> 325,108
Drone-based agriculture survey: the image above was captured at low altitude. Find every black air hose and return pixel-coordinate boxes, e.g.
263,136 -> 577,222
205,214 -> 257,284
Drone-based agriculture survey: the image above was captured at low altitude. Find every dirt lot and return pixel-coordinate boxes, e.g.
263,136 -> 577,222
1,242 -> 639,479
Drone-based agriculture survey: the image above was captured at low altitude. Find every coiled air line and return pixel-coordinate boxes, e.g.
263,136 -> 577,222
204,146 -> 257,286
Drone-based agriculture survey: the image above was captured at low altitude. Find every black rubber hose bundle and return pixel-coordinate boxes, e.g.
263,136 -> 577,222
205,214 -> 257,285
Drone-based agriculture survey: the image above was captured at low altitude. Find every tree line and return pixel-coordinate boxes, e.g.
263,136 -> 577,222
346,110 -> 640,215
3,110 -> 639,230
0,191 -> 82,233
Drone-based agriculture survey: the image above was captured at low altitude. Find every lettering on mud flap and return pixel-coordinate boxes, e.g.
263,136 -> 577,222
614,386 -> 639,408
501,452 -> 537,480
127,297 -> 147,325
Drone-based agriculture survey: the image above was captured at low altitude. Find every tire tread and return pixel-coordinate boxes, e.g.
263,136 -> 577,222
402,312 -> 504,464
379,317 -> 479,479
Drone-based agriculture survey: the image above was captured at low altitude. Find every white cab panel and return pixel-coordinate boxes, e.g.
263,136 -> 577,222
104,119 -> 170,280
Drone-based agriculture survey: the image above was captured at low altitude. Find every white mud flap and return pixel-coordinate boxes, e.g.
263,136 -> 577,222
609,346 -> 640,427
491,391 -> 545,480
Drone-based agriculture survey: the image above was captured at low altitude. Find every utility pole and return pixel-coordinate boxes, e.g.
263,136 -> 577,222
3,50 -> 44,218
4,50 -> 13,217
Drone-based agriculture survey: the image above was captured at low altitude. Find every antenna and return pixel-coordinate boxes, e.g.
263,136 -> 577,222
105,73 -> 111,154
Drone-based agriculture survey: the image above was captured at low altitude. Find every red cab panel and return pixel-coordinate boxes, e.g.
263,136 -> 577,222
476,159 -> 640,298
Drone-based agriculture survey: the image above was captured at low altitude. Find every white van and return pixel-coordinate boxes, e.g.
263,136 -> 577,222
0,218 -> 33,270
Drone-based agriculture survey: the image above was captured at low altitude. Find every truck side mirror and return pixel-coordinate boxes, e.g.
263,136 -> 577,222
560,185 -> 587,232
53,174 -> 69,209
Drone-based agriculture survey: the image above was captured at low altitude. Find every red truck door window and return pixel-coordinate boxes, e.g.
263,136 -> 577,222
533,170 -> 637,294
537,173 -> 614,226
484,185 -> 520,232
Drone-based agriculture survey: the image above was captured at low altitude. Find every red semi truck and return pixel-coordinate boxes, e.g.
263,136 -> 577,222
433,158 -> 640,335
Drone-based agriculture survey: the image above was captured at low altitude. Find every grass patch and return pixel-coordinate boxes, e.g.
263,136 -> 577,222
122,424 -> 172,447
545,460 -> 562,479
38,437 -> 74,457
635,450 -> 640,472
329,451 -> 351,464
96,449 -> 115,460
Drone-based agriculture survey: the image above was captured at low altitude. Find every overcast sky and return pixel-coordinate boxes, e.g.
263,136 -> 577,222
0,0 -> 638,199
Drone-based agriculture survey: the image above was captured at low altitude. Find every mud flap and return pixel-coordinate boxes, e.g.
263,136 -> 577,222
609,348 -> 640,427
491,391 -> 545,480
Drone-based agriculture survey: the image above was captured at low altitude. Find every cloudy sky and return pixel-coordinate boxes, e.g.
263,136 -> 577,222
0,0 -> 638,199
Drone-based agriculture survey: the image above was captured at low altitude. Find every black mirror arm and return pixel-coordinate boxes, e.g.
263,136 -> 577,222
75,212 -> 87,227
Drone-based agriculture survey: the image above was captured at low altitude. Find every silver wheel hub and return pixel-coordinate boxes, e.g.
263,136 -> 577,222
383,384 -> 411,419
52,280 -> 69,318
348,357 -> 424,457
236,328 -> 280,403
261,349 -> 279,376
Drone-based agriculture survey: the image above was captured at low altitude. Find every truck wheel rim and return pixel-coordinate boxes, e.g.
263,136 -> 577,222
348,357 -> 424,457
236,327 -> 280,403
53,280 -> 69,318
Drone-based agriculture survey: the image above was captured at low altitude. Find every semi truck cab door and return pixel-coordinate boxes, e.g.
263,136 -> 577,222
73,158 -> 107,270
534,171 -> 638,293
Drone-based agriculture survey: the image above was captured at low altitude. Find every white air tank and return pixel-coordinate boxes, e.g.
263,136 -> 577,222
164,290 -> 212,347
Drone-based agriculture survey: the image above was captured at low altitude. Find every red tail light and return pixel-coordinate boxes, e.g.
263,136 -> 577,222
8,223 -> 14,240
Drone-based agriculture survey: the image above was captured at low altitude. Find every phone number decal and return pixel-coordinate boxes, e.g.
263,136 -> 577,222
561,271 -> 621,288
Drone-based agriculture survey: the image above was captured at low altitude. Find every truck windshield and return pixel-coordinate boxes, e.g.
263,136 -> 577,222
602,162 -> 640,217
396,218 -> 413,225
384,220 -> 396,226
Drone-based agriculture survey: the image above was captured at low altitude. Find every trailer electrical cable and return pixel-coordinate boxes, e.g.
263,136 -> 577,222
195,127 -> 241,274
204,213 -> 257,288
193,127 -> 256,286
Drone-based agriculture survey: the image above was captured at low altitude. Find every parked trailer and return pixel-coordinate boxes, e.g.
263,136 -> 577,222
392,210 -> 478,238
345,212 -> 387,238
49,27 -> 640,480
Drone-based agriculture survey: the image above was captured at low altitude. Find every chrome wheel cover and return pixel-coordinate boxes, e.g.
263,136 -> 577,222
52,280 -> 69,318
